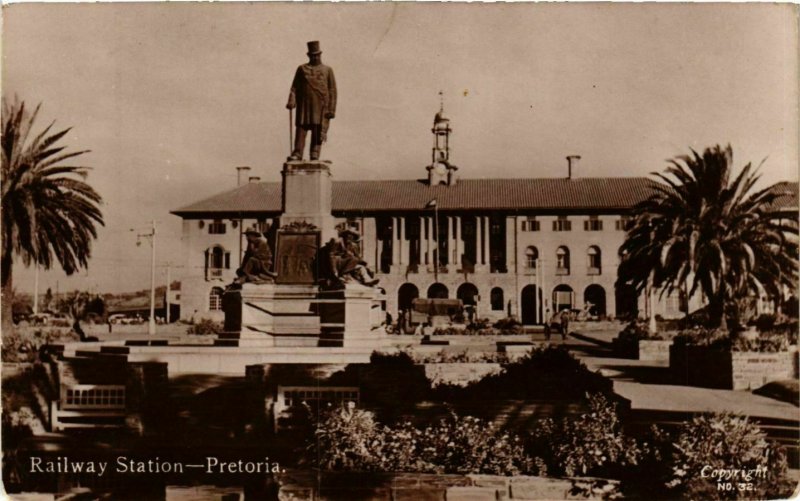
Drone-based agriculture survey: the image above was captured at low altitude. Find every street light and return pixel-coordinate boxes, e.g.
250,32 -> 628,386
134,220 -> 157,335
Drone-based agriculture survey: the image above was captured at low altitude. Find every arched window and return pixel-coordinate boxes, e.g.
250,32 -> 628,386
209,287 -> 224,310
490,287 -> 504,311
556,246 -> 570,275
397,283 -> 419,311
205,246 -> 231,279
206,246 -> 231,270
457,283 -> 479,306
525,246 -> 539,269
427,283 -> 449,299
553,284 -> 574,312
588,246 -> 602,274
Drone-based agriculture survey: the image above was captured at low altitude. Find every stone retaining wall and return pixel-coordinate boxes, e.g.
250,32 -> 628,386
276,470 -> 619,500
731,351 -> 798,390
670,344 -> 798,390
637,340 -> 672,363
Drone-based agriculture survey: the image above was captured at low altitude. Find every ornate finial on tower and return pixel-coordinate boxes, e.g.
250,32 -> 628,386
438,90 -> 444,114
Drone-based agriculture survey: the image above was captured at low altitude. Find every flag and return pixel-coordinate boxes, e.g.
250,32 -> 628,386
425,199 -> 437,208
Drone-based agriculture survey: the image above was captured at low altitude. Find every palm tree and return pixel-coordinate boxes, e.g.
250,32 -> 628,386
1,98 -> 104,334
618,145 -> 798,329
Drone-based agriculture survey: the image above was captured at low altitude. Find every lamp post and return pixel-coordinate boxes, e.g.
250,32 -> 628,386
647,218 -> 657,334
134,220 -> 157,335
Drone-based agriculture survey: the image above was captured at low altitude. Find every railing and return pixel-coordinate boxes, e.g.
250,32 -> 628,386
587,267 -> 602,276
52,384 -> 126,431
555,267 -> 570,276
206,268 -> 224,279
274,385 -> 360,432
62,384 -> 126,410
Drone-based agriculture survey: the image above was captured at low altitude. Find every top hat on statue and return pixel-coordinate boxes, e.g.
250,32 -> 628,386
339,227 -> 361,242
306,41 -> 322,55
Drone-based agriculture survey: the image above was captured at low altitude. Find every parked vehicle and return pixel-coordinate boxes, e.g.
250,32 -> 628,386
108,314 -> 139,325
30,313 -> 52,325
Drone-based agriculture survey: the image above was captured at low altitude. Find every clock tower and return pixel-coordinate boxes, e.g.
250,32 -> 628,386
426,92 -> 458,186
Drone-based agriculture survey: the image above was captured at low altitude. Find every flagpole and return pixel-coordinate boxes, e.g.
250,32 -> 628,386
434,203 -> 439,282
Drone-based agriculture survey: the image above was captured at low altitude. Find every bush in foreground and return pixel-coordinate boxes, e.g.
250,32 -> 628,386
664,414 -> 793,500
309,404 -> 532,475
1,328 -> 78,363
528,393 -> 640,478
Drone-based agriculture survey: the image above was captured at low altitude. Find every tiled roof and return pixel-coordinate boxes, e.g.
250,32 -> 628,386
171,177 -> 660,216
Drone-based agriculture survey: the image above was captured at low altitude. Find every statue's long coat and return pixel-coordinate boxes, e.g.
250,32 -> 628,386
288,64 -> 337,127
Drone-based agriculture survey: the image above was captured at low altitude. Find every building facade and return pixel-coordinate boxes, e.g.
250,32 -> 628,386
172,110 -> 797,324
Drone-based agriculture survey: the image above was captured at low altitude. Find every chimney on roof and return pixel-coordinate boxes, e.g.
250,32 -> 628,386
248,176 -> 261,183
566,155 -> 581,180
236,166 -> 251,186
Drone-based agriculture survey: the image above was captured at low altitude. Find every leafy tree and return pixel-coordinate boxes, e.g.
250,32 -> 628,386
665,414 -> 793,500
56,291 -> 104,340
619,145 -> 798,329
1,98 -> 103,333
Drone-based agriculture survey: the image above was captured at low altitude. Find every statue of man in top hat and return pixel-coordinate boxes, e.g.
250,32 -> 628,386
286,41 -> 337,161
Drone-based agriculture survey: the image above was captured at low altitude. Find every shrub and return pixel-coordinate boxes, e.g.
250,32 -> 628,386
420,349 -> 509,364
410,413 -> 532,475
309,403 -> 385,471
665,414 -> 794,500
1,328 -> 78,363
731,332 -> 789,353
369,350 -> 415,366
309,405 -> 533,475
493,317 -> 522,333
751,313 -> 777,333
771,320 -> 799,345
435,345 -> 611,401
186,318 -> 223,335
468,318 -> 491,330
528,393 -> 640,478
673,326 -> 730,349
656,318 -> 683,332
782,295 -> 798,318
617,320 -> 663,342
432,325 -> 521,336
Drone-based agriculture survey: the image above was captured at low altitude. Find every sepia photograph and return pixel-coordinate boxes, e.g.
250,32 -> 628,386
1,3 -> 798,500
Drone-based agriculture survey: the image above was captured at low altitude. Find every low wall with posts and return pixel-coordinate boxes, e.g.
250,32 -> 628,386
276,470 -> 620,500
670,344 -> 798,390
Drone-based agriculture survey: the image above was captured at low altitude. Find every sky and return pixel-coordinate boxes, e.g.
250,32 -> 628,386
2,3 -> 798,295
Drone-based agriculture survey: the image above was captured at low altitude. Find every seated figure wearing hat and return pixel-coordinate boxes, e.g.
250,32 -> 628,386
232,227 -> 276,286
327,228 -> 378,287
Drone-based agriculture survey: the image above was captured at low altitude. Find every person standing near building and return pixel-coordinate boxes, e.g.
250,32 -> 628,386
560,309 -> 570,340
543,308 -> 552,341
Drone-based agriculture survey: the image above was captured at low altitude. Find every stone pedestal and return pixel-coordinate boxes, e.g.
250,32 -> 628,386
281,161 -> 337,243
318,284 -> 389,348
219,284 -> 321,348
